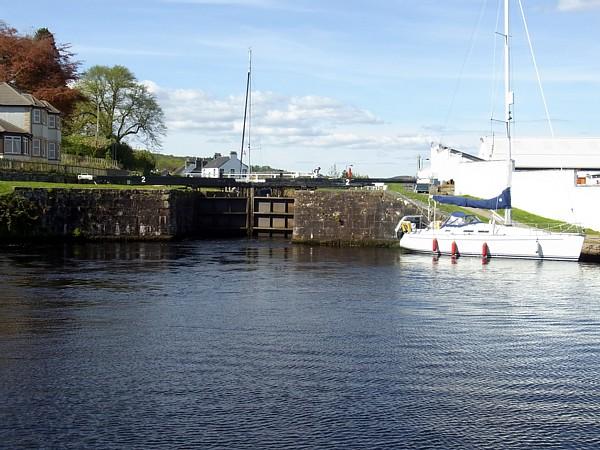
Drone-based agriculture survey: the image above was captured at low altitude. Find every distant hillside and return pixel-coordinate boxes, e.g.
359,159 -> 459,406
153,153 -> 187,173
251,165 -> 286,173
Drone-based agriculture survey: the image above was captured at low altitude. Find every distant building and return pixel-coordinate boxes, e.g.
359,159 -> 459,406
0,82 -> 61,162
201,151 -> 248,178
179,157 -> 209,177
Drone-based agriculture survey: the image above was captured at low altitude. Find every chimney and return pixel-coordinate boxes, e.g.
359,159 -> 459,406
230,151 -> 238,160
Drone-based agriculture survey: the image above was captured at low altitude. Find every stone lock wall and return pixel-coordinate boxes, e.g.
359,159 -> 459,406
7,188 -> 175,240
0,188 -> 249,240
292,190 -> 421,246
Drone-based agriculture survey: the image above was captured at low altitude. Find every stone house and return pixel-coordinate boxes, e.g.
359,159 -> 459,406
201,151 -> 248,178
0,82 -> 61,162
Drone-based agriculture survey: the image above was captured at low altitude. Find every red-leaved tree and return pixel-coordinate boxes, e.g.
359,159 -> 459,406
0,22 -> 82,116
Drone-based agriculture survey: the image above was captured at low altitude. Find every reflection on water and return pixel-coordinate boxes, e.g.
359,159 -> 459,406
2,240 -> 600,448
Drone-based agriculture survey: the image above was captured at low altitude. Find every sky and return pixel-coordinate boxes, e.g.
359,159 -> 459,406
2,0 -> 600,176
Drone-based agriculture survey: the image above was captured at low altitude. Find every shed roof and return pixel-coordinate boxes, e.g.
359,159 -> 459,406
480,137 -> 600,170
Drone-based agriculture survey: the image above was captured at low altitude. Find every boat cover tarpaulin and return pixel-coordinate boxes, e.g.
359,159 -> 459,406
433,187 -> 511,210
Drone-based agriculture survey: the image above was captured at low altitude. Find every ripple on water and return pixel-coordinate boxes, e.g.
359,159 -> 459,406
2,241 -> 600,448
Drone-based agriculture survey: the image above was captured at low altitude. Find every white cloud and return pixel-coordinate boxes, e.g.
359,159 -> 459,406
557,0 -> 600,11
145,81 -> 392,145
144,81 -> 431,175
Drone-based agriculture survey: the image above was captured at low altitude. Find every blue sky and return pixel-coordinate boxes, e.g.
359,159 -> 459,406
3,0 -> 600,176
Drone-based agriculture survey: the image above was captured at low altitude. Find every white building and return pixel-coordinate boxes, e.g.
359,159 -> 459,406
422,138 -> 600,232
201,151 -> 248,178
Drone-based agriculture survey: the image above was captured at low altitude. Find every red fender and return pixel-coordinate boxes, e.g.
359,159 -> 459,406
482,242 -> 489,259
451,241 -> 458,258
432,238 -> 439,254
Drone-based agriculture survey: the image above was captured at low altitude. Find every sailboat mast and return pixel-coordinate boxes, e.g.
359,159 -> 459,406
504,0 -> 513,225
248,49 -> 252,180
240,49 -> 251,177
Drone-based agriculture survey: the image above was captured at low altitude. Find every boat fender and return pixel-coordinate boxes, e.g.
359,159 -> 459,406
451,241 -> 459,258
401,221 -> 412,234
482,242 -> 489,259
432,238 -> 439,254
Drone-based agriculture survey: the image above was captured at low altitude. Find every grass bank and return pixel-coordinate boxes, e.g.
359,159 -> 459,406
0,181 -> 180,196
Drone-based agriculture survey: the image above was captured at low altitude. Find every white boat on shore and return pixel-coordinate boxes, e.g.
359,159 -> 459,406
397,211 -> 584,261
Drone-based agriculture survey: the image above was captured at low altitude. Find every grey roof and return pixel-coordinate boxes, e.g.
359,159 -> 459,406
41,99 -> 61,114
0,82 -> 61,113
0,82 -> 33,106
0,117 -> 29,134
203,156 -> 231,169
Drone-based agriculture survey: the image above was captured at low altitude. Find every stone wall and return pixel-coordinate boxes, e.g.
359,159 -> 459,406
0,188 -> 252,240
292,190 -> 421,246
3,188 -> 175,240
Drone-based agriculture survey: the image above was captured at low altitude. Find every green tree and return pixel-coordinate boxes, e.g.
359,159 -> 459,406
104,143 -> 156,174
72,65 -> 166,151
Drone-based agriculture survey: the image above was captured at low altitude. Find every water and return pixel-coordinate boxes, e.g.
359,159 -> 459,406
2,240 -> 600,449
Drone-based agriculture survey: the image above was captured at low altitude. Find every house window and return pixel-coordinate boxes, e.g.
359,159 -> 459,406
48,142 -> 56,159
23,138 -> 30,155
33,109 -> 41,124
42,140 -> 47,157
33,139 -> 41,156
3,136 -> 21,154
48,115 -> 56,128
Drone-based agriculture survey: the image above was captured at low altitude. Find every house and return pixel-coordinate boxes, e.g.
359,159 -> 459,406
201,151 -> 248,178
178,157 -> 209,177
0,82 -> 61,162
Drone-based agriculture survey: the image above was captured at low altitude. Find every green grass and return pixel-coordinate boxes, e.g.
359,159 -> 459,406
0,181 -> 181,196
387,183 -> 488,221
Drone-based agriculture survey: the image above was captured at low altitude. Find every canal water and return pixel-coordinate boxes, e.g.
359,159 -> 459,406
2,240 -> 600,448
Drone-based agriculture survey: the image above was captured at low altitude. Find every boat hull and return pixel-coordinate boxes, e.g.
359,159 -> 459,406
400,227 -> 584,261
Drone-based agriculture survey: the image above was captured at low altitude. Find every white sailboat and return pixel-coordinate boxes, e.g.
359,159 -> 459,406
398,0 -> 585,261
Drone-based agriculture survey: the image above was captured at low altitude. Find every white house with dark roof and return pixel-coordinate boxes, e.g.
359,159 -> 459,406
201,151 -> 248,178
0,82 -> 61,162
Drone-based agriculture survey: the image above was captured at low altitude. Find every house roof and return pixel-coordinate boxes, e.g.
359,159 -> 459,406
203,156 -> 231,169
0,117 -> 29,134
0,82 -> 61,113
0,82 -> 32,106
41,99 -> 61,114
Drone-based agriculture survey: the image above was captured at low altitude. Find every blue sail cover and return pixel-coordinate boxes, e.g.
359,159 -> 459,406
432,187 -> 511,210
